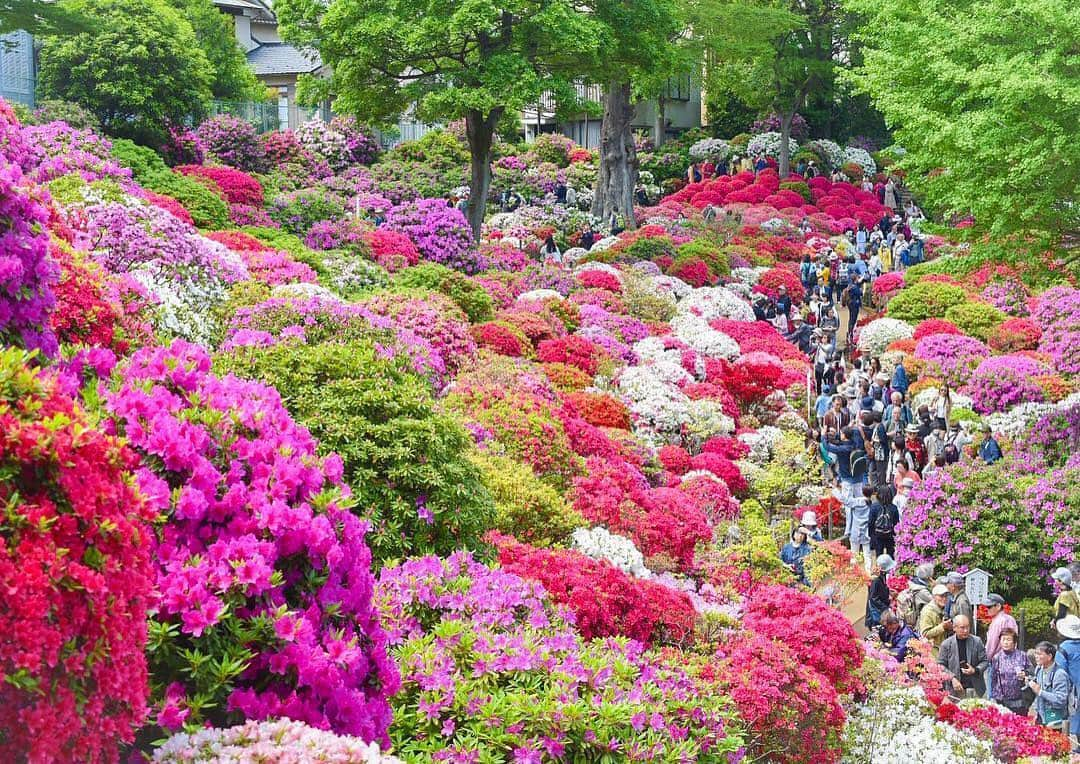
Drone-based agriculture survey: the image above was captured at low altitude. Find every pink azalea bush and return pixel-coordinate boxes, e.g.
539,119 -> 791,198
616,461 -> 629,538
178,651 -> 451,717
104,342 -> 398,743
384,199 -> 477,272
964,354 -> 1047,413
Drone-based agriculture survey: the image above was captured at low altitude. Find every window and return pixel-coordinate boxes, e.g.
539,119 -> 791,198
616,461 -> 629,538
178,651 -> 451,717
664,74 -> 693,102
277,88 -> 290,130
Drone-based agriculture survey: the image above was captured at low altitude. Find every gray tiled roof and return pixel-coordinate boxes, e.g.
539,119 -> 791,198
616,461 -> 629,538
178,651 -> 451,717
247,43 -> 321,76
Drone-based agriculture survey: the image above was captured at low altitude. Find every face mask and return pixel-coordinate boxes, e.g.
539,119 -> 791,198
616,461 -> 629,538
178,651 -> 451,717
1072,582 -> 1080,594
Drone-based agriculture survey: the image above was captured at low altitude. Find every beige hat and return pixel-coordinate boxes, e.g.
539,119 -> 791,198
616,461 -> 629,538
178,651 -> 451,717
932,584 -> 949,596
1057,614 -> 1080,640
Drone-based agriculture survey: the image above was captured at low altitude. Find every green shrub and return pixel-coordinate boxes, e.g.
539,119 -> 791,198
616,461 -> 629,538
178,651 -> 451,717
268,188 -> 347,235
390,129 -> 469,168
886,282 -> 968,323
469,451 -> 586,546
677,239 -> 731,276
779,180 -> 812,203
216,340 -> 495,563
943,301 -> 1007,341
29,99 -> 102,130
143,169 -> 230,228
1014,598 -> 1055,645
621,235 -> 676,263
46,175 -> 128,206
395,263 -> 494,323
211,280 -> 271,343
110,138 -> 168,182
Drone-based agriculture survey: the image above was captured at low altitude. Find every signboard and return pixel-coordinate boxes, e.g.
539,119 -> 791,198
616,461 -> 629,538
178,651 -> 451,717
964,569 -> 991,610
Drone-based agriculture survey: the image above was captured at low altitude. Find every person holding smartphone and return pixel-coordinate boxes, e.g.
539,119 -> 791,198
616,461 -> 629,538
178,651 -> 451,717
937,615 -> 988,698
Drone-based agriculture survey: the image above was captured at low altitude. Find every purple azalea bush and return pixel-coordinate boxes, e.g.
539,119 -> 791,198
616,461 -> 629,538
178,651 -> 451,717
105,341 -> 399,742
1032,286 -> 1080,374
913,333 -> 990,386
196,115 -> 266,172
964,354 -> 1047,413
384,199 -> 478,273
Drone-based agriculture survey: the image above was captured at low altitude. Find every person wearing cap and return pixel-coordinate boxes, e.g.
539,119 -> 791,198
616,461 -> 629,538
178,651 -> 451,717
985,592 -> 1018,697
799,510 -> 824,542
938,614 -> 988,698
990,627 -> 1034,715
784,314 -> 812,354
780,526 -> 814,586
944,572 -> 973,623
918,584 -> 952,653
978,424 -> 1003,464
1051,567 -> 1080,626
866,553 -> 895,628
1053,614 -> 1080,746
1029,641 -> 1070,727
903,423 -> 927,472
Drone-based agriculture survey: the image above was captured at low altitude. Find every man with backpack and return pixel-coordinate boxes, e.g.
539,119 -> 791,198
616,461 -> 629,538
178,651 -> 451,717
844,275 -> 863,345
800,255 -> 818,298
896,562 -> 936,632
868,484 -> 900,558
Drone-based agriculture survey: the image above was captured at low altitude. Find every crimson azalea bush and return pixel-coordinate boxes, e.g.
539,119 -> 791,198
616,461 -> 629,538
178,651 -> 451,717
564,391 -> 632,429
378,553 -> 745,761
470,320 -> 530,357
493,534 -> 698,645
176,164 -> 264,207
0,349 -> 156,762
912,318 -> 963,340
935,702 -> 1071,762
753,266 -> 805,304
367,228 -> 420,272
536,335 -> 606,375
988,317 -> 1042,352
49,242 -> 127,351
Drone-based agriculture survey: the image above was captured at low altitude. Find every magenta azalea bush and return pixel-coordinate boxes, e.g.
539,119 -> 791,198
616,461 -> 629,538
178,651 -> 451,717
103,341 -> 399,743
964,354 -> 1046,414
196,115 -> 265,172
0,157 -> 59,356
913,333 -> 990,387
384,199 -> 477,272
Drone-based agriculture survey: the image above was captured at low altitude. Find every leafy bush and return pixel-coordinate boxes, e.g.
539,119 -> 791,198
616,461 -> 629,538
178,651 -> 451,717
1013,598 -> 1054,644
943,301 -> 1006,341
217,340 -> 495,563
677,239 -> 731,276
395,263 -> 494,322
469,451 -> 586,546
886,282 -> 968,323
142,169 -> 230,228
268,188 -> 348,235
28,99 -> 101,130
107,342 -> 397,741
0,349 -> 155,762
110,137 -> 169,180
195,114 -> 265,172
390,129 -> 469,168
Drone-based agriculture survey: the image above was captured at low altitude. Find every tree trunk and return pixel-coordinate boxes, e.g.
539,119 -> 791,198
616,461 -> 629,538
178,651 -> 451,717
591,80 -> 638,230
654,94 -> 666,148
779,109 -> 794,179
465,107 -> 501,242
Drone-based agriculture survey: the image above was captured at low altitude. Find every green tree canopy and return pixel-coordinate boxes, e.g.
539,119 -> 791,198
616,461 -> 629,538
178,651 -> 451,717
277,0 -> 606,240
36,0 -> 213,143
169,0 -> 263,101
0,0 -> 92,35
846,0 -> 1080,253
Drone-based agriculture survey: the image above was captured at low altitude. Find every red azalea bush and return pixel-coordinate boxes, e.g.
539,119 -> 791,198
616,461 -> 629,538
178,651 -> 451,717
204,230 -> 272,252
688,451 -> 749,496
499,306 -> 567,344
669,256 -> 714,288
871,271 -> 904,298
988,317 -> 1042,352
679,474 -> 740,522
913,318 -> 963,340
576,269 -> 622,293
741,585 -> 863,693
701,435 -> 750,461
935,702 -> 1071,763
493,533 -> 696,645
0,350 -> 156,763
470,321 -> 530,357
49,244 -> 126,351
142,191 -> 193,225
753,266 -> 805,304
727,353 -> 801,404
176,164 -> 264,207
658,444 -> 692,474
366,228 -> 420,271
707,633 -> 845,764
563,391 -> 632,430
570,457 -> 712,569
536,335 -> 606,376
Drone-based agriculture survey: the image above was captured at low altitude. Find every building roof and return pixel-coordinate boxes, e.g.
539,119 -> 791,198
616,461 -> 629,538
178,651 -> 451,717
246,43 -> 321,76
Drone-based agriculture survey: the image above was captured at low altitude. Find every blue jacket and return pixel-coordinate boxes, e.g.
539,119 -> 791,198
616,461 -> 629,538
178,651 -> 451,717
880,623 -> 918,662
1056,639 -> 1080,689
1032,663 -> 1070,723
825,440 -> 855,480
781,541 -> 813,585
979,437 -> 1003,464
892,364 -> 909,394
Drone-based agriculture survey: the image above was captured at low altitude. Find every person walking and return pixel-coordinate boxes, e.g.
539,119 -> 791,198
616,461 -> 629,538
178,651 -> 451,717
944,572 -> 973,623
866,554 -> 894,628
938,615 -> 988,698
868,484 -> 899,558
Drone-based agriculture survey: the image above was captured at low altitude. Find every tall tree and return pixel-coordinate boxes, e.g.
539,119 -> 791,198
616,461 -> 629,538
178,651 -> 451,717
845,0 -> 1080,253
277,0 -> 604,241
36,0 -> 213,142
169,0 -> 263,101
708,0 -> 842,177
0,0 -> 91,35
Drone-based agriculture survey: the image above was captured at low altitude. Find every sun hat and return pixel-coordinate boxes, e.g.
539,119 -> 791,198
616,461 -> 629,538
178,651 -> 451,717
800,510 -> 819,527
1056,614 -> 1080,640
946,572 -> 965,585
983,593 -> 1006,607
876,554 -> 896,572
905,423 -> 921,434
932,584 -> 949,596
1051,567 -> 1073,585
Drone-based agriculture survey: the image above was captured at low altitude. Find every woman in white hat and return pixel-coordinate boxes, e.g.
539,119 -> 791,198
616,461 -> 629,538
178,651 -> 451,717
799,510 -> 824,542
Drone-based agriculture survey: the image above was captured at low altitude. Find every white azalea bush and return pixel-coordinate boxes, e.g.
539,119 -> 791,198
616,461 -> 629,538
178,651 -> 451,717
517,288 -> 565,302
617,364 -> 693,441
571,526 -> 651,578
857,317 -> 914,357
676,286 -> 755,322
841,686 -> 994,764
670,313 -> 740,360
688,138 -> 731,161
154,719 -> 403,764
747,131 -> 799,160
842,146 -> 877,177
806,139 -> 844,170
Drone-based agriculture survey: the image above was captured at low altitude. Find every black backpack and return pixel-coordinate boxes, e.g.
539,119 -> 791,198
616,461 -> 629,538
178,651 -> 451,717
873,504 -> 896,535
849,449 -> 868,479
943,442 -> 960,464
